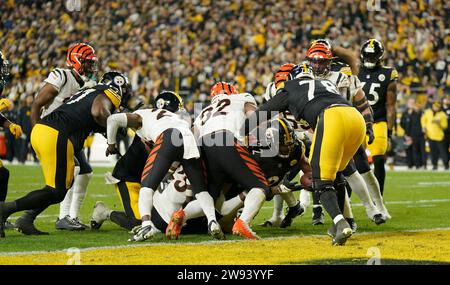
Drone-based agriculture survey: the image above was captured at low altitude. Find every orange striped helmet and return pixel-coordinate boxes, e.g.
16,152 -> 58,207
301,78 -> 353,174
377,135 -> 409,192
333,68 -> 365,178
274,63 -> 297,88
210,82 -> 238,98
66,43 -> 98,80
306,43 -> 333,76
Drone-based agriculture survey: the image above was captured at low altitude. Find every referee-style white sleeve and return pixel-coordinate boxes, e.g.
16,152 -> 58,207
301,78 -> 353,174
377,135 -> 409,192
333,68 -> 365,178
106,113 -> 128,145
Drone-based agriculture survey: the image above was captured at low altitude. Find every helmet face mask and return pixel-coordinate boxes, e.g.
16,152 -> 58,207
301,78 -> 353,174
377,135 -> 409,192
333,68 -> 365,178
361,39 -> 384,69
307,57 -> 331,77
79,58 -> 98,81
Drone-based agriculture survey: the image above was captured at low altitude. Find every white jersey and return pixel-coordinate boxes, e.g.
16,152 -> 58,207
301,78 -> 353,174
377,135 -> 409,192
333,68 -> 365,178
134,108 -> 200,159
321,71 -> 362,104
153,166 -> 191,223
193,93 -> 256,141
40,68 -> 95,118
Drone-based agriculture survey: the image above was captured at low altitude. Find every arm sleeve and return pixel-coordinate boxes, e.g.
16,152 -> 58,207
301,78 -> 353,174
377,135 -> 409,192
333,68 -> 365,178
43,69 -> 66,92
106,113 -> 128,144
241,90 -> 290,136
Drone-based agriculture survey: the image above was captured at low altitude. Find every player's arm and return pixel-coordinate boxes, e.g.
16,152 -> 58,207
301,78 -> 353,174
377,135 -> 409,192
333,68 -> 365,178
31,83 -> 59,127
353,88 -> 375,143
332,46 -> 360,75
241,89 -> 289,136
0,113 -> 23,139
105,112 -> 142,156
386,80 -> 397,137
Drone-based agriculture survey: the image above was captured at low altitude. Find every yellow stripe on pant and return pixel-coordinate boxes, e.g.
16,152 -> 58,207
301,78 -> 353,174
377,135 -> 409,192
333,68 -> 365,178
366,121 -> 388,156
309,106 -> 366,181
30,124 -> 75,190
115,181 -> 141,220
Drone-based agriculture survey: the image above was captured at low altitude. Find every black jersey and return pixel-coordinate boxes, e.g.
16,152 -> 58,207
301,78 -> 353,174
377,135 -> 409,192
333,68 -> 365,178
252,144 -> 303,187
40,85 -> 116,151
247,78 -> 350,130
358,66 -> 398,122
112,134 -> 149,182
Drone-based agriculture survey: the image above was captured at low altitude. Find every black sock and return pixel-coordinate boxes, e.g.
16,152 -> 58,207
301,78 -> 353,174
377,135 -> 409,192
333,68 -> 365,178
14,187 -> 55,214
0,166 -> 10,202
110,211 -> 140,231
19,208 -> 48,223
373,155 -> 386,195
312,190 -> 321,207
319,189 -> 341,220
335,186 -> 346,214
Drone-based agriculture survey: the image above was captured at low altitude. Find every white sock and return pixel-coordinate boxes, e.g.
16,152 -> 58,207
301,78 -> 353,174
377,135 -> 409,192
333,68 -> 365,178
195,191 -> 217,224
280,192 -> 297,207
361,171 -> 388,213
138,187 -> 154,219
219,195 -> 244,216
240,188 -> 266,224
346,171 -> 378,218
343,190 -> 354,219
271,194 -> 284,221
59,166 -> 80,219
333,214 -> 345,225
69,172 -> 92,219
300,189 -> 311,210
184,200 -> 204,221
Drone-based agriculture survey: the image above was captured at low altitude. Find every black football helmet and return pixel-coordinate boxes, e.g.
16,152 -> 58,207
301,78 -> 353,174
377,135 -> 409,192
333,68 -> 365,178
0,51 -> 10,93
265,118 -> 297,158
99,71 -> 132,108
360,39 -> 384,69
154,90 -> 183,113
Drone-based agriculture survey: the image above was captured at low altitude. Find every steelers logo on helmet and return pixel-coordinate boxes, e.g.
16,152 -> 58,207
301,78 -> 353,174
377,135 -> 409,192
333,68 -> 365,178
154,90 -> 183,113
114,75 -> 125,86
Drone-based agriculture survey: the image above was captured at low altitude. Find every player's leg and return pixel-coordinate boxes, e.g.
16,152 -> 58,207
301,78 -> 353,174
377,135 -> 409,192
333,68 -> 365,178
259,194 -> 284,227
1,124 -> 74,237
69,150 -> 92,225
131,129 -> 185,241
0,162 -> 13,229
354,146 -> 390,219
367,122 -> 388,195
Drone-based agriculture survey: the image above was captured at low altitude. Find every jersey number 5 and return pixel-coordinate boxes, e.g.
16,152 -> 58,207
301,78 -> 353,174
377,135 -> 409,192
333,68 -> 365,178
361,82 -> 380,105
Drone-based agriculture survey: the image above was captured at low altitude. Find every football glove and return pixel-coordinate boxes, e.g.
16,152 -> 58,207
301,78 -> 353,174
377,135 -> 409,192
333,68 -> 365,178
0,98 -> 12,111
9,123 -> 23,139
128,224 -> 156,242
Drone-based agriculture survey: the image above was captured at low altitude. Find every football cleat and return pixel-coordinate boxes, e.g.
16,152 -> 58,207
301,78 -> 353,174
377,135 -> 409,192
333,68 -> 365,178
165,208 -> 185,240
15,217 -> 49,235
73,217 -> 89,229
55,215 -> 85,231
90,201 -> 112,230
372,214 -> 386,225
4,220 -> 16,230
128,224 -> 156,242
232,218 -> 260,240
346,218 -> 358,234
208,220 -> 225,240
280,202 -> 304,228
332,219 -> 353,246
312,206 -> 325,225
258,216 -> 283,227
327,224 -> 336,238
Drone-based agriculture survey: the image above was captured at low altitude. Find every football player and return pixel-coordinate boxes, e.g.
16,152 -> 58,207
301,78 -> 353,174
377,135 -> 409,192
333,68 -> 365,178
0,71 -> 132,238
188,82 -> 269,240
243,63 -> 366,245
24,43 -> 98,233
306,43 -> 389,225
105,91 -> 221,241
358,39 -> 398,196
0,51 -> 23,230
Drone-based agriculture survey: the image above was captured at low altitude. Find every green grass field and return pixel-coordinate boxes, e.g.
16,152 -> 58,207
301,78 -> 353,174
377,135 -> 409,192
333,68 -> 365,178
1,165 -> 449,264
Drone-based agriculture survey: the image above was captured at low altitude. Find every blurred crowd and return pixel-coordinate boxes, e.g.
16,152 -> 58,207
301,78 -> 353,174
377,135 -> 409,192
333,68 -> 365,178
0,0 -> 449,164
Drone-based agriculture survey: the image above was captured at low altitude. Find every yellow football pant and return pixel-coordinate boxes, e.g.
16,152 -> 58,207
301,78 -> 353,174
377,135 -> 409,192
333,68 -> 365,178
31,124 -> 74,190
366,121 -> 388,156
309,106 -> 366,181
115,181 -> 141,220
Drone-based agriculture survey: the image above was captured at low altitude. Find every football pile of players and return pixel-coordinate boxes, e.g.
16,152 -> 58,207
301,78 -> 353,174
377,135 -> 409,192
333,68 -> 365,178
0,38 -> 396,246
